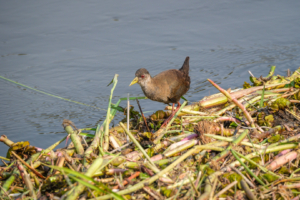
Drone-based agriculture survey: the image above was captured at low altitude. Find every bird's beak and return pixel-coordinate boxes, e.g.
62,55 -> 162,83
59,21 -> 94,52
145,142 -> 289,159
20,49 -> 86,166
129,77 -> 138,86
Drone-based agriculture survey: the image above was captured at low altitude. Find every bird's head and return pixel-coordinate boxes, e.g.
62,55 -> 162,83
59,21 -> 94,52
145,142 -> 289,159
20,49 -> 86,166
129,68 -> 151,87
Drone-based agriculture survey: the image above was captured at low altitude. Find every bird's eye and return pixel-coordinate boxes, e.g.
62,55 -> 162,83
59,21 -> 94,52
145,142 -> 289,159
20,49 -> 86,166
141,75 -> 145,78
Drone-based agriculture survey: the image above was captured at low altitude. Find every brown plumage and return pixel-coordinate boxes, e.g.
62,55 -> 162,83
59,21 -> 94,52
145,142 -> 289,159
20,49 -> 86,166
129,56 -> 190,126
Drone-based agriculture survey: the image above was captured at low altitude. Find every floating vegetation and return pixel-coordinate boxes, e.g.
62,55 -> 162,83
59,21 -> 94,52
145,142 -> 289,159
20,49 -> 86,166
1,67 -> 300,199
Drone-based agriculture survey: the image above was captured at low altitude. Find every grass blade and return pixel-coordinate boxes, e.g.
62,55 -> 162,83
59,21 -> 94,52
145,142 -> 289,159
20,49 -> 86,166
70,176 -> 124,200
47,165 -> 124,200
230,149 -> 266,186
260,84 -> 265,109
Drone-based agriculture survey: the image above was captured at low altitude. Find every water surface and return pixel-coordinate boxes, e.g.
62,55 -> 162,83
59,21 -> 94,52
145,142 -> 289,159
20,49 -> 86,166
1,0 -> 300,156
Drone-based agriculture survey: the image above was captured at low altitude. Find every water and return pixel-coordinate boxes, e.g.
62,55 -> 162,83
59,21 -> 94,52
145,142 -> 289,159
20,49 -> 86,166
1,0 -> 300,156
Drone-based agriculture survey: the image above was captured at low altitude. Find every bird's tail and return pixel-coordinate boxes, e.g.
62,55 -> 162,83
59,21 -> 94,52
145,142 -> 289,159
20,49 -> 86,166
179,56 -> 189,77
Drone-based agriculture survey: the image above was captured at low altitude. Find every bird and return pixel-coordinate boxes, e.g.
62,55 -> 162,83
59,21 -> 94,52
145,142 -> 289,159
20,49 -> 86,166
129,56 -> 190,127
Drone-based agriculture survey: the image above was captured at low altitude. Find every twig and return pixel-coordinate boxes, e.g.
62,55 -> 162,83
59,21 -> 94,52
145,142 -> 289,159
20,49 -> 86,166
209,178 -> 218,200
11,151 -> 45,179
136,98 -> 150,132
214,180 -> 238,199
169,176 -> 187,200
187,175 -> 200,196
285,109 -> 300,121
240,180 -> 257,200
230,166 -> 256,188
113,172 -> 140,189
207,79 -> 257,130
248,71 -> 255,78
143,186 -> 163,200
110,142 -> 133,153
0,185 -> 12,199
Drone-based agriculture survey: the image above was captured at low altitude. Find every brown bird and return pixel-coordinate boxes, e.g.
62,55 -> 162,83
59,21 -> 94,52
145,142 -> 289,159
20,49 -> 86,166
129,56 -> 190,127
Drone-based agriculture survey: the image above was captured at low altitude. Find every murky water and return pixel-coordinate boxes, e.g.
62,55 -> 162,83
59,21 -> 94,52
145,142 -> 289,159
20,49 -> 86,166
1,0 -> 300,156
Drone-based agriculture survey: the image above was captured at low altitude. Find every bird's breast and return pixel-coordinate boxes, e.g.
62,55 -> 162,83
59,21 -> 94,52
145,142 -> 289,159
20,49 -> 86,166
142,83 -> 170,103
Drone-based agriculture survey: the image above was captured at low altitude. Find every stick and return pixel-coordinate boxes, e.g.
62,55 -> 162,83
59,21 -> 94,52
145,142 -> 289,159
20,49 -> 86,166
11,151 -> 45,179
240,180 -> 257,200
136,98 -> 150,132
230,166 -> 255,188
113,172 -> 141,189
248,71 -> 255,78
214,180 -> 238,199
207,79 -> 257,130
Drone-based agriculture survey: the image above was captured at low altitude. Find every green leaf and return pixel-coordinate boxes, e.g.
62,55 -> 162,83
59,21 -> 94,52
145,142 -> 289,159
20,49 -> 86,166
230,150 -> 266,186
230,121 -> 238,127
79,133 -> 95,138
284,80 -> 295,88
181,96 -> 188,101
106,77 -> 114,87
98,153 -> 121,171
70,176 -> 125,200
47,165 -> 124,200
110,104 -> 124,112
47,165 -> 96,183
139,172 -> 150,180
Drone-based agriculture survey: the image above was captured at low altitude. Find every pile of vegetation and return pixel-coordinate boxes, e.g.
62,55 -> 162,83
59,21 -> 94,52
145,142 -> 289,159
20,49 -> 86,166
1,66 -> 300,200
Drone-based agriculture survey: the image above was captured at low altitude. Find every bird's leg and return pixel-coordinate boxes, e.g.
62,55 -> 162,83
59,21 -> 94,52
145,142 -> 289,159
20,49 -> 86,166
174,101 -> 181,113
161,103 -> 175,128
161,102 -> 181,128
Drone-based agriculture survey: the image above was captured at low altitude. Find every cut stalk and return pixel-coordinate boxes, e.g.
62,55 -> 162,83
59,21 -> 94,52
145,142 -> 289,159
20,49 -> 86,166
63,121 -> 84,155
209,129 -> 249,164
104,74 -> 119,151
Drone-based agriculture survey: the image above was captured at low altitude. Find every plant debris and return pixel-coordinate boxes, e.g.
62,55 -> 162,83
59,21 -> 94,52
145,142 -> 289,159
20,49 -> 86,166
2,67 -> 300,199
